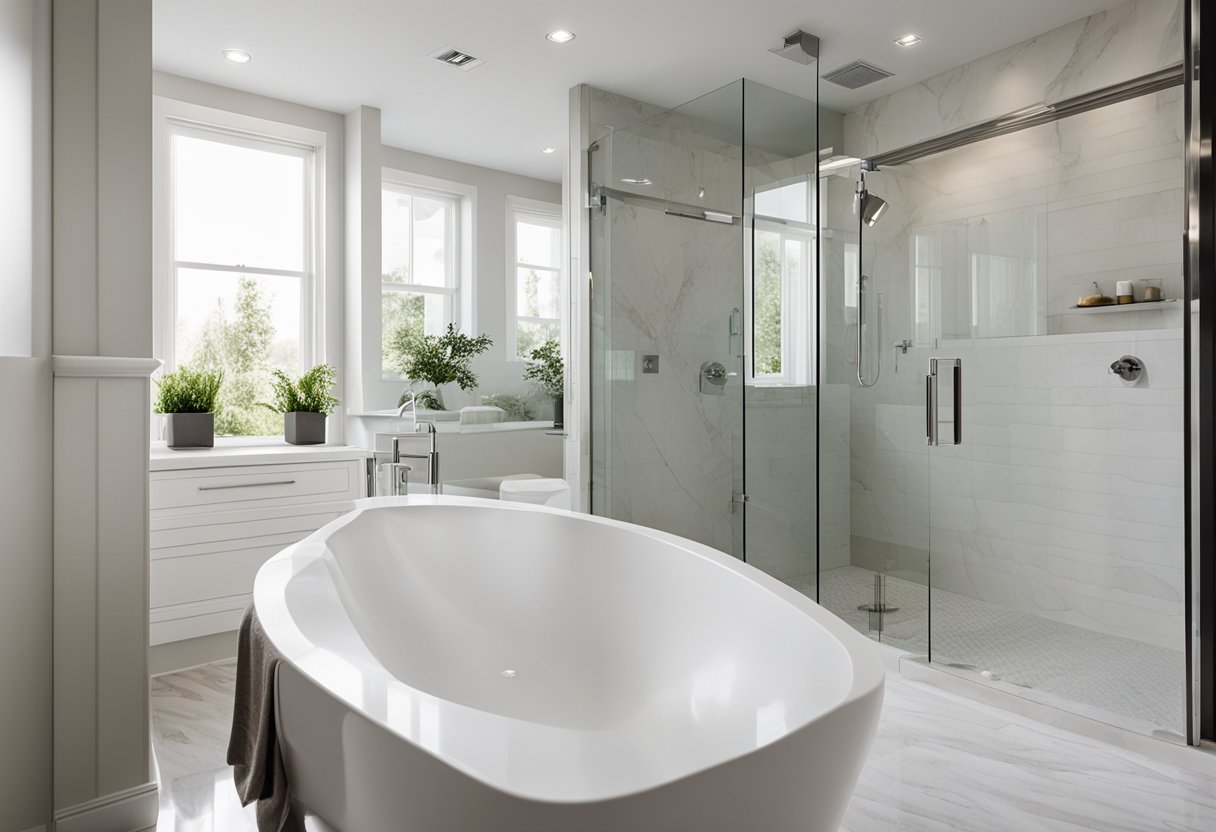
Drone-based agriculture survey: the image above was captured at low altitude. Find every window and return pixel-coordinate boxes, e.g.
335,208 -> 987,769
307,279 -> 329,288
508,199 -> 562,360
912,232 -> 942,346
749,179 -> 816,385
381,182 -> 461,377
157,119 -> 319,436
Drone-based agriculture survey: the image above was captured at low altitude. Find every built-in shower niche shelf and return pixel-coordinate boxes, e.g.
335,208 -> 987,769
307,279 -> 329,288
1063,299 -> 1180,314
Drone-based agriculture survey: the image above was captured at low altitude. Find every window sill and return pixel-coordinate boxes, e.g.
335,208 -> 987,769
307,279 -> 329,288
149,440 -> 373,471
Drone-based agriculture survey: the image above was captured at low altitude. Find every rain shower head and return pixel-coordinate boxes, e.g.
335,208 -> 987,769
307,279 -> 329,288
769,30 -> 820,65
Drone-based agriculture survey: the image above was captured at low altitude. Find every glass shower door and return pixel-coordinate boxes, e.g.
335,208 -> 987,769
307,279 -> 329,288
913,91 -> 1189,738
740,81 -> 823,595
815,161 -> 932,651
588,82 -> 746,557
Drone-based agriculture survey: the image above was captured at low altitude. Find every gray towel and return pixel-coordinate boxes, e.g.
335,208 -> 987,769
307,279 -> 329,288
227,606 -> 306,832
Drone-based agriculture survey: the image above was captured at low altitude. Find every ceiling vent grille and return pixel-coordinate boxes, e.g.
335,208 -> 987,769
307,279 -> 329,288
428,45 -> 484,71
822,60 -> 893,89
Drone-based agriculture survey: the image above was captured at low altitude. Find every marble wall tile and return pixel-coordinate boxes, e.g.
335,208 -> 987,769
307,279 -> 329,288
844,0 -> 1182,160
922,331 -> 1186,650
600,191 -> 743,555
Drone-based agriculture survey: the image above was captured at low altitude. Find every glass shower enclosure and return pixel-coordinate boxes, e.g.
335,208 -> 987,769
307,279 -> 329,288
585,57 -> 1188,743
589,78 -> 823,592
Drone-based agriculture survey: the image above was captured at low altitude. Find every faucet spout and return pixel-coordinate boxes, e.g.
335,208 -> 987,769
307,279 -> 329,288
397,391 -> 416,418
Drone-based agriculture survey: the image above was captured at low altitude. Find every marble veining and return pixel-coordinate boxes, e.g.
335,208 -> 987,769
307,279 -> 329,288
845,0 -> 1183,160
151,659 -> 1216,832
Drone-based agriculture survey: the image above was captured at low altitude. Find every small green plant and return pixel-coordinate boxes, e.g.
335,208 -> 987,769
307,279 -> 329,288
391,323 -> 493,410
414,389 -> 443,411
523,339 -> 564,399
263,364 -> 339,414
481,393 -> 536,422
154,365 -> 223,414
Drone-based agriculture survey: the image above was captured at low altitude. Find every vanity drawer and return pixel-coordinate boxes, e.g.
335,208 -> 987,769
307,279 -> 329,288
150,460 -> 360,512
150,501 -> 349,552
150,544 -> 284,609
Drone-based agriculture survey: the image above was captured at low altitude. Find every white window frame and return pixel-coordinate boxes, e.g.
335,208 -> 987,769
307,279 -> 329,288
379,168 -> 476,383
152,97 -> 326,383
506,196 -> 563,361
380,181 -> 460,379
746,179 -> 817,386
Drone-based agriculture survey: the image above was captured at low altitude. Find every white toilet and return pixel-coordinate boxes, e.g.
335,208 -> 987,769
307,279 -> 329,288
498,477 -> 571,510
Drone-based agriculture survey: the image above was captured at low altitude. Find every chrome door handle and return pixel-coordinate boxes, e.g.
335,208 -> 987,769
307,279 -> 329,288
926,358 -> 962,446
952,360 -> 963,445
925,372 -> 937,446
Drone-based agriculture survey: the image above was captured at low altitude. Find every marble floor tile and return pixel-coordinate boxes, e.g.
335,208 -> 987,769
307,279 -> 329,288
800,566 -> 1187,737
152,658 -> 1216,832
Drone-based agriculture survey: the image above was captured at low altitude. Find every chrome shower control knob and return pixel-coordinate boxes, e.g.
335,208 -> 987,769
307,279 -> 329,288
1108,355 -> 1144,382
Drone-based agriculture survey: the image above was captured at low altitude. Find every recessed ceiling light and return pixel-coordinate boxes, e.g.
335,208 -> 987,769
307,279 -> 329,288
541,147 -> 557,154
221,48 -> 252,63
546,29 -> 576,44
894,34 -> 923,47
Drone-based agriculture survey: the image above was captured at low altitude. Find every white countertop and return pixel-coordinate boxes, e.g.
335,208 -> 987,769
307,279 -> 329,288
150,442 -> 373,471
347,412 -> 557,435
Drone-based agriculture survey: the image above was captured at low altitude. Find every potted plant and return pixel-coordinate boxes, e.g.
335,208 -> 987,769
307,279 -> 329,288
390,323 -> 492,411
155,365 -> 223,449
264,364 -> 339,445
481,393 -> 536,423
523,339 -> 564,429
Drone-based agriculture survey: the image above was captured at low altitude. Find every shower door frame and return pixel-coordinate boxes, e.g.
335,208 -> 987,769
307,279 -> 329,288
1186,0 -> 1215,747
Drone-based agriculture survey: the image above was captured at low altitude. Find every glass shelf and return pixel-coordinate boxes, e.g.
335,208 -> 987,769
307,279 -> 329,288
1063,299 -> 1180,314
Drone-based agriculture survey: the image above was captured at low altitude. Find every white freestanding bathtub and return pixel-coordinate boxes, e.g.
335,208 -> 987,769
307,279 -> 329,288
254,496 -> 884,832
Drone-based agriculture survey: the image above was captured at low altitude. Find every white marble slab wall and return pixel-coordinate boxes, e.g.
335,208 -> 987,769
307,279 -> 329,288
819,384 -> 852,571
601,198 -> 742,555
845,0 -> 1182,160
743,385 -> 851,581
860,88 -> 1183,339
744,386 -> 816,579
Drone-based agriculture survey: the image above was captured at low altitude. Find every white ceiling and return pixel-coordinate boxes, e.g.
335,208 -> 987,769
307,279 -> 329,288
153,0 -> 1127,182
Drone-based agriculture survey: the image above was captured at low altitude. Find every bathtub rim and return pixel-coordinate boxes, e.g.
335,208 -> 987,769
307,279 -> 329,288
254,495 -> 885,805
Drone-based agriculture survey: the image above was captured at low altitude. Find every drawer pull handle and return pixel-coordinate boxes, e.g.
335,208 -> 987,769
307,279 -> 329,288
198,479 -> 297,492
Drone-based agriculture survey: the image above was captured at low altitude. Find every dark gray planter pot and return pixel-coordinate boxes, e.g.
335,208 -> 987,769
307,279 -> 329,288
552,396 -> 564,430
284,411 -> 327,445
166,412 -> 214,449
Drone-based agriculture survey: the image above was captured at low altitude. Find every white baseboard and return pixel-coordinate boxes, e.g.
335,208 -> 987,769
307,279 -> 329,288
149,629 -> 238,676
53,782 -> 158,832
